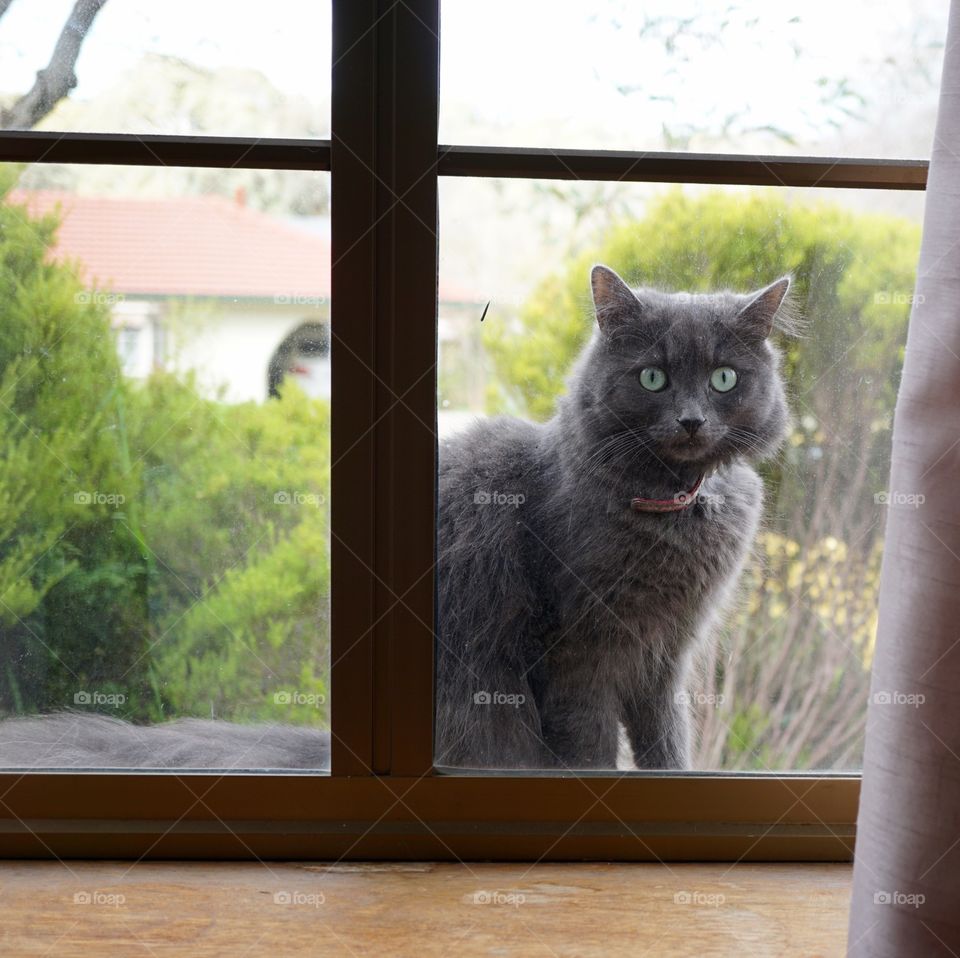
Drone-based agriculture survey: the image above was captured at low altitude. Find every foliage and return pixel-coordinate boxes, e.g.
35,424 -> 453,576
131,374 -> 330,724
0,176 -> 330,727
695,531 -> 882,770
484,188 -> 918,421
0,172 -> 147,714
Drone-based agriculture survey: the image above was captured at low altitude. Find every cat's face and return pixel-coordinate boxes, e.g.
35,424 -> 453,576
574,265 -> 791,473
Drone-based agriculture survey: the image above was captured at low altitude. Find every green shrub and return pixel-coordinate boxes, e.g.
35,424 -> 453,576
0,174 -> 148,714
0,176 -> 331,727
131,375 -> 330,724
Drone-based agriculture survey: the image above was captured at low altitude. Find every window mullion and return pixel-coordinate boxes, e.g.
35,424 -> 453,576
376,0 -> 441,776
329,0 -> 380,775
329,0 -> 440,777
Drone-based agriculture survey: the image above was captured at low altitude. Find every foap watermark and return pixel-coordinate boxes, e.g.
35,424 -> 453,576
473,690 -> 526,708
874,890 -> 925,908
74,690 -> 126,708
874,490 -> 924,508
75,291 -> 125,306
470,890 -> 526,907
73,890 -> 125,907
473,490 -> 525,508
274,490 -> 325,507
675,691 -> 725,708
874,291 -> 924,307
673,890 -> 725,908
274,690 -> 326,708
273,890 -> 325,907
889,90 -> 918,107
675,490 -> 725,508
872,690 -> 925,708
74,490 -> 126,506
671,292 -> 713,306
274,294 -> 327,308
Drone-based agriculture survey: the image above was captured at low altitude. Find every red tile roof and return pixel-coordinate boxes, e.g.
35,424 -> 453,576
7,190 -> 333,300
8,190 -> 479,303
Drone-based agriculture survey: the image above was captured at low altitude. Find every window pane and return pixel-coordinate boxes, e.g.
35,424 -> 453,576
436,176 -> 921,772
0,165 -> 331,770
0,1 -> 330,138
441,0 -> 945,159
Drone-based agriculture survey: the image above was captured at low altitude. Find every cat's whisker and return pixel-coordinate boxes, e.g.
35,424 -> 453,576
724,428 -> 769,458
573,441 -> 656,496
581,429 -> 647,466
574,432 -> 653,487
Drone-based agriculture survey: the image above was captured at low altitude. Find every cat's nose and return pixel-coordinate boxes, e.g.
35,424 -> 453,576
677,416 -> 706,437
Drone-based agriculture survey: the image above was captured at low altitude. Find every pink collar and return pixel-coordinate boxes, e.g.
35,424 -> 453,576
630,474 -> 705,514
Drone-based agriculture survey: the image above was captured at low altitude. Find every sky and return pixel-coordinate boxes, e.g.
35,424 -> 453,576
0,0 -> 332,103
0,1 -> 947,156
439,0 -> 945,154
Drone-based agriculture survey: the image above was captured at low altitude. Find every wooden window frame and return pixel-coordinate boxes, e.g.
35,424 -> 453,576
0,0 -> 927,862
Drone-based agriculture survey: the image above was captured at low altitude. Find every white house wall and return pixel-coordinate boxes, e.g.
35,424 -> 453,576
166,299 -> 329,404
112,297 -> 481,417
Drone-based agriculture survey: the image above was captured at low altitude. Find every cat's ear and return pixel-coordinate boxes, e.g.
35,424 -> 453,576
591,264 -> 640,332
735,277 -> 791,338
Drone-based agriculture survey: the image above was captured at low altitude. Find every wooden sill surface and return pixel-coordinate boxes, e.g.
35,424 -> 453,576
0,860 -> 851,957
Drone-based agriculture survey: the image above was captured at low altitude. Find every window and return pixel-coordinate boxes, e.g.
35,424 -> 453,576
434,2 -> 938,776
0,169 -> 331,765
437,180 -> 919,773
0,0 -> 331,138
0,0 -> 933,860
440,0 -> 945,158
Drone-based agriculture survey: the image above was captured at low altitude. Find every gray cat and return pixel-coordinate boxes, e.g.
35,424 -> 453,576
0,265 -> 790,771
435,265 -> 792,770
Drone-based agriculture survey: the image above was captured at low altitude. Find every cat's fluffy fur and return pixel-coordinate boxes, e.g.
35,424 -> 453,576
0,711 -> 330,769
0,265 -> 790,772
435,265 -> 792,770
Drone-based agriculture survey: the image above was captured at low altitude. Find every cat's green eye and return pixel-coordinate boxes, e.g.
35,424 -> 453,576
639,367 -> 668,392
710,366 -> 738,392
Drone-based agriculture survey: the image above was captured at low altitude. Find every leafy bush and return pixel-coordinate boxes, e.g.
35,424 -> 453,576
130,374 -> 330,724
0,176 -> 330,727
0,176 -> 147,715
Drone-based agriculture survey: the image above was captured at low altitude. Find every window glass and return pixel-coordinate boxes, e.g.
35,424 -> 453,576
436,176 -> 921,771
0,1 -> 330,137
0,165 -> 331,770
441,0 -> 945,159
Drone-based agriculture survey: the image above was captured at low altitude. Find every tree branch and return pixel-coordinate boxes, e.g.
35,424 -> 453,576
1,0 -> 109,130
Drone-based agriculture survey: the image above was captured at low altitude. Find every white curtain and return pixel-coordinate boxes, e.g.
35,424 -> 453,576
848,2 -> 960,953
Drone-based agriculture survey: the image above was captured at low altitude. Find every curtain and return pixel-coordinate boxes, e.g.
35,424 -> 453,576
848,2 -> 960,954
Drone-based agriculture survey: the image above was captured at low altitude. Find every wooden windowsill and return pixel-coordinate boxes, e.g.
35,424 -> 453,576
0,861 -> 850,956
